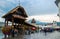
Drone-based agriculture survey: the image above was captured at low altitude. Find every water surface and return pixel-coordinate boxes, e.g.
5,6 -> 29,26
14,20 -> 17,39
0,31 -> 60,39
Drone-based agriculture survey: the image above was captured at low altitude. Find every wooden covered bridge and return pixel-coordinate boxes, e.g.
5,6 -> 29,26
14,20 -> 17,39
2,5 -> 37,38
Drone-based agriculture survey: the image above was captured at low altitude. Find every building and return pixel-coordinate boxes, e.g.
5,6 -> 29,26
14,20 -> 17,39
55,0 -> 60,21
53,21 -> 57,26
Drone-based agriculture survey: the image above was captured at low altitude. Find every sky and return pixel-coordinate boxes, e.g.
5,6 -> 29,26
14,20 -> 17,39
0,0 -> 59,22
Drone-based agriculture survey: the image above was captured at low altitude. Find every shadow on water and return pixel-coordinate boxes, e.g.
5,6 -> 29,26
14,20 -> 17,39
1,32 -> 53,39
2,35 -> 31,39
45,32 -> 47,36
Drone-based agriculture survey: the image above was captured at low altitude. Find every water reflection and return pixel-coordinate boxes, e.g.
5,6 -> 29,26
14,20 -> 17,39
1,31 -> 60,39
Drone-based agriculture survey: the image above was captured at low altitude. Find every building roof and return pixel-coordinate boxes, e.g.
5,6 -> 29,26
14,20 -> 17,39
55,0 -> 60,7
2,6 -> 28,18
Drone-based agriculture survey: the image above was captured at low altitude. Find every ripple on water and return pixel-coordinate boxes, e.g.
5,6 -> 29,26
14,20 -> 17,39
0,31 -> 60,39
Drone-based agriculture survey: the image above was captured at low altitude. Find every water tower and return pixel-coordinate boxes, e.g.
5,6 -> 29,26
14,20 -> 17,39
55,0 -> 60,21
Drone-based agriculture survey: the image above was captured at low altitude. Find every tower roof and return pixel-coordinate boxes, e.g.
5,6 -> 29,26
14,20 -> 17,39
31,18 -> 36,23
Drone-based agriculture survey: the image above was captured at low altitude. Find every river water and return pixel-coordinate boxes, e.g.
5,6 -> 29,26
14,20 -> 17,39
1,31 -> 60,39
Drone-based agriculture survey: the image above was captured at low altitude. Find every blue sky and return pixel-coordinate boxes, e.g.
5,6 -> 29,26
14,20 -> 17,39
0,0 -> 59,22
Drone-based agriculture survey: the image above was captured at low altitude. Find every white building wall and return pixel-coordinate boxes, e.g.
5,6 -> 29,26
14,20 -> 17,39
53,21 -> 57,26
58,2 -> 60,21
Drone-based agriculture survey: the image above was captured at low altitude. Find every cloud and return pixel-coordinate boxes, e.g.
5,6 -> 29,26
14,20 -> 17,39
0,0 -> 58,15
0,9 -> 5,22
0,0 -> 59,22
6,0 -> 18,4
0,9 -> 5,16
21,0 -> 58,16
6,0 -> 28,4
0,18 -> 4,22
26,14 -> 59,23
0,0 -> 17,13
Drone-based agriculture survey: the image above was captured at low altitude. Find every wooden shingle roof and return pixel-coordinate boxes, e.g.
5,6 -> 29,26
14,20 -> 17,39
2,6 -> 28,18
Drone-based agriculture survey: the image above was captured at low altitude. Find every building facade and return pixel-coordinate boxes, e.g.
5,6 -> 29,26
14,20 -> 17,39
55,0 -> 60,21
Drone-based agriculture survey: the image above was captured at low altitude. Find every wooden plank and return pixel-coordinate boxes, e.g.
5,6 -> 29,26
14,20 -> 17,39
13,15 -> 26,20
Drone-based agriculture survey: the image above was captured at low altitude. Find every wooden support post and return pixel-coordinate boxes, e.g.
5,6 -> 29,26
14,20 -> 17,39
12,18 -> 14,37
4,19 -> 7,38
12,18 -> 14,26
18,23 -> 19,26
5,19 -> 6,26
6,20 -> 8,26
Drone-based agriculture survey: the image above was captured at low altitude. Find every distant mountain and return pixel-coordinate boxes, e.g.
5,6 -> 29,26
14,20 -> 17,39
0,22 -> 4,26
27,19 -> 60,26
27,19 -> 48,25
